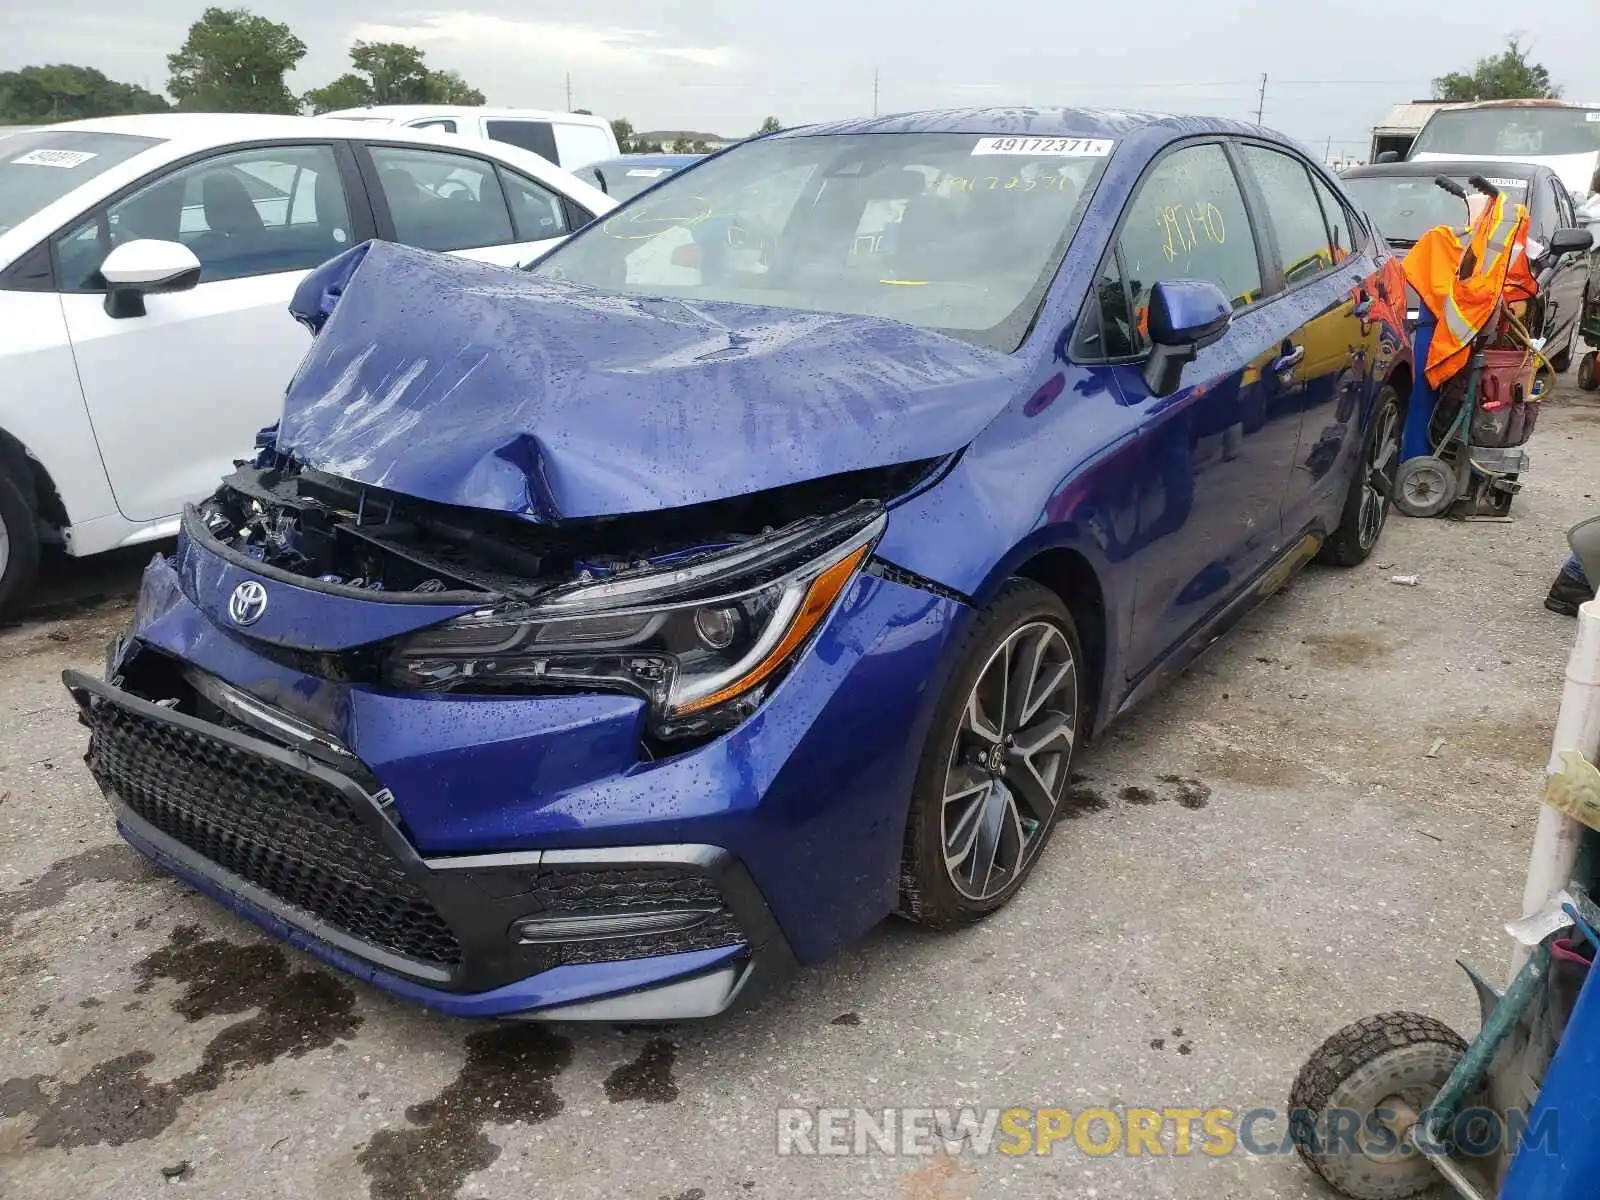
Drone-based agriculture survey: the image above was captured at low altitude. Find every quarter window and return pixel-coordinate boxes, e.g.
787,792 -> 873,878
1117,142 -> 1262,345
369,145 -> 514,251
1240,145 -> 1334,285
55,143 -> 352,289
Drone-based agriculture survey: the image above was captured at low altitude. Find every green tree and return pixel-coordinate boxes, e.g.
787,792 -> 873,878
757,116 -> 781,134
302,40 -> 483,112
167,7 -> 306,113
1433,36 -> 1560,102
0,64 -> 168,122
610,116 -> 635,152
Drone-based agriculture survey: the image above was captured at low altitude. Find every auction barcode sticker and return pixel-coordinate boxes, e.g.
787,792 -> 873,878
1487,177 -> 1529,188
11,149 -> 98,168
626,168 -> 668,177
1587,111 -> 1600,122
972,136 -> 1114,157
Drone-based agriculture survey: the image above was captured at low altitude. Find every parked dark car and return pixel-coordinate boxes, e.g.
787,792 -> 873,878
1342,158 -> 1589,368
68,108 -> 1411,1022
572,153 -> 702,201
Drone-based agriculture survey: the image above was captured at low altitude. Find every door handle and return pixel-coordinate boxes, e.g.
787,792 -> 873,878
1271,345 -> 1305,377
1353,288 -> 1374,318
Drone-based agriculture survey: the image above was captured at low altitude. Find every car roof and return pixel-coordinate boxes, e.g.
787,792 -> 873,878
321,105 -> 610,126
782,106 -> 1267,141
1343,158 -> 1544,181
42,112 -> 429,149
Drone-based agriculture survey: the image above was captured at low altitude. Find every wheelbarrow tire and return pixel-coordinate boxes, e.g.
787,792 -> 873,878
1289,1011 -> 1468,1200
1393,456 -> 1456,518
1579,349 -> 1598,393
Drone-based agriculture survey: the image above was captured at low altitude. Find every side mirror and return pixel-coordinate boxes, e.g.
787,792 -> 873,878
1375,150 -> 1401,164
1549,226 -> 1595,255
1142,279 -> 1232,397
99,239 -> 201,319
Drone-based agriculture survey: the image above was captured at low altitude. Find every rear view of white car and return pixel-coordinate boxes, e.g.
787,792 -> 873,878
0,113 -> 614,613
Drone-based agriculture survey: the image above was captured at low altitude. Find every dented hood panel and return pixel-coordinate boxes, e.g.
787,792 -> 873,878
277,241 -> 1022,520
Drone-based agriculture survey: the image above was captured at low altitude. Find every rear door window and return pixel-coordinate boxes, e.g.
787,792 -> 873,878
369,144 -> 515,251
484,120 -> 560,165
1308,173 -> 1359,263
1238,144 -> 1334,285
498,167 -> 571,241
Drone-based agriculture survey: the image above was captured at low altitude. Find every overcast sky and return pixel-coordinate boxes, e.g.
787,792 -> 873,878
7,1 -> 1598,152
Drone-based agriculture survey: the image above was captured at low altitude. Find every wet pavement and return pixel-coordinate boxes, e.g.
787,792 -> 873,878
3,389 -> 1598,1198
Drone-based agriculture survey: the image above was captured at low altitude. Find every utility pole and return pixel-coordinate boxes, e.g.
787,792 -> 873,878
1325,135 -> 1332,163
565,72 -> 573,111
873,69 -> 880,117
1254,73 -> 1267,124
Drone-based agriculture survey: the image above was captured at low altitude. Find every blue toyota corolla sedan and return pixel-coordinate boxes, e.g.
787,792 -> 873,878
67,108 -> 1410,1021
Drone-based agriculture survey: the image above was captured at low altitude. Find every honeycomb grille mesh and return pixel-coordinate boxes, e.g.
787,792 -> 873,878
85,698 -> 462,967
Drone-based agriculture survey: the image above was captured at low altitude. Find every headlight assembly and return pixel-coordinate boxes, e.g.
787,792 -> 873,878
387,503 -> 885,740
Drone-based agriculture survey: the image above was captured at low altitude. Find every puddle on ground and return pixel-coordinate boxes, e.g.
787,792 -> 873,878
358,1024 -> 574,1200
604,1038 -> 679,1103
0,843 -> 153,937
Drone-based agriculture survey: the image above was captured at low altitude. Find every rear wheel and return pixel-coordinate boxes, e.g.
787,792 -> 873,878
1320,384 -> 1401,566
898,580 -> 1082,928
0,465 -> 41,620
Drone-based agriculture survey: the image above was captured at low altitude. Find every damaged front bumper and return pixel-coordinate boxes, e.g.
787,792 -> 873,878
69,527 -> 966,1019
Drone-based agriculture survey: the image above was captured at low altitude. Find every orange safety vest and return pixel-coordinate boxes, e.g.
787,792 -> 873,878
1403,195 -> 1532,388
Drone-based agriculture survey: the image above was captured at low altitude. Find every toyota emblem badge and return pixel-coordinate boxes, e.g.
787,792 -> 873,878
228,580 -> 269,626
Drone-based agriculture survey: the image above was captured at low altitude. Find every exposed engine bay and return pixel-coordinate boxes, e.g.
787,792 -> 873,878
198,455 -> 939,602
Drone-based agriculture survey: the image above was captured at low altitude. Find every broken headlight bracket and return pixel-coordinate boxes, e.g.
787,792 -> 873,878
386,503 -> 886,742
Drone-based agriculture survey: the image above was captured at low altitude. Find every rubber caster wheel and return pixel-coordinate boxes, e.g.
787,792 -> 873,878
1289,1012 -> 1468,1199
1579,350 -> 1598,393
1393,456 -> 1456,518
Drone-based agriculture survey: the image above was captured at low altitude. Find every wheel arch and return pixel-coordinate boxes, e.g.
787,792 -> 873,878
1385,361 -> 1413,416
1010,547 -> 1109,737
0,425 -> 67,538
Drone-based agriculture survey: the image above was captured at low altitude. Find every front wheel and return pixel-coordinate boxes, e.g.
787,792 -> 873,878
1289,1012 -> 1467,1199
1319,384 -> 1401,566
898,580 -> 1082,929
0,466 -> 41,619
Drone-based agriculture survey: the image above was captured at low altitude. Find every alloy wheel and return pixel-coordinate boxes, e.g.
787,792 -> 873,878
941,621 -> 1077,901
1358,400 -> 1400,549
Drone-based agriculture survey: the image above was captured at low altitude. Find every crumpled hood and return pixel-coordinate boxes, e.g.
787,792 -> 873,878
278,241 -> 1025,520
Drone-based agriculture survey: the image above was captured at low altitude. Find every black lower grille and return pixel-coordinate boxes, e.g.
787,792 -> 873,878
84,697 -> 461,967
531,866 -> 745,965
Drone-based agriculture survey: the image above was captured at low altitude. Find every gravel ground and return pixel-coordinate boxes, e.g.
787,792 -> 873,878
2,385 -> 1597,1200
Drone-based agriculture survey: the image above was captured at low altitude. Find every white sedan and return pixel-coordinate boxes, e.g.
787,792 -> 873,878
0,113 -> 615,611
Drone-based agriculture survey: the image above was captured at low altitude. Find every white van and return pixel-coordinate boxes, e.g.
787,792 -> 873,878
1409,100 -> 1600,200
321,106 -> 620,171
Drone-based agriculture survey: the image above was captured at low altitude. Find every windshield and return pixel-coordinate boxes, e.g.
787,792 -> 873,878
533,131 -> 1112,351
1343,173 -> 1531,245
0,130 -> 160,235
1412,107 -> 1600,158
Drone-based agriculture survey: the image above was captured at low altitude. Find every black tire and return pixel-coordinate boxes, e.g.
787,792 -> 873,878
1289,1012 -> 1467,1200
1320,384 -> 1402,566
1550,325 -> 1575,373
0,464 -> 41,620
898,579 -> 1083,929
1579,350 -> 1598,393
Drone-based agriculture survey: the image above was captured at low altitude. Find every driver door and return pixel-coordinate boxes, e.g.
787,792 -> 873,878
55,141 -> 365,523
